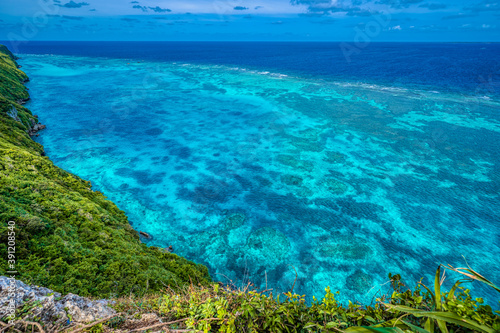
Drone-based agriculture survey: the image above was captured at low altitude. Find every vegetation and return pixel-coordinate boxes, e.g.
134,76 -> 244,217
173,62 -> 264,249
0,44 -> 498,332
4,265 -> 500,332
0,45 -> 29,102
0,45 -> 211,297
104,265 -> 498,332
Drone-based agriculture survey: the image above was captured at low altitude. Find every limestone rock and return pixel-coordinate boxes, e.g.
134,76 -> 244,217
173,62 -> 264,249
7,105 -> 20,122
0,276 -> 115,327
27,121 -> 47,136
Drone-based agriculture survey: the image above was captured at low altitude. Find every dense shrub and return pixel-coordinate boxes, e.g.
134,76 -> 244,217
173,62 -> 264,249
0,46 -> 29,102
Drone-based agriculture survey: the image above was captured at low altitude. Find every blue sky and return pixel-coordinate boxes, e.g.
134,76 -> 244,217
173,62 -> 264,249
0,0 -> 499,41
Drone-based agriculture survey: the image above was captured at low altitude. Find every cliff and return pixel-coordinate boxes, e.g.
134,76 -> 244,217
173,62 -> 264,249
0,44 -> 498,333
0,45 -> 210,298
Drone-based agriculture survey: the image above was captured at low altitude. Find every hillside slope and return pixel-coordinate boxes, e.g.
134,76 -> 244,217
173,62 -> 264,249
0,44 -> 210,297
0,44 -> 498,333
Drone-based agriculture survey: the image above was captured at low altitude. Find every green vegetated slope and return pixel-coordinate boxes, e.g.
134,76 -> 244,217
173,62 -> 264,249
0,45 -> 210,297
0,44 -> 498,333
0,45 -> 29,102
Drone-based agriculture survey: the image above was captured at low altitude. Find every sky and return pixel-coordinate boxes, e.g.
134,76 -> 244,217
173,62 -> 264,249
0,0 -> 499,41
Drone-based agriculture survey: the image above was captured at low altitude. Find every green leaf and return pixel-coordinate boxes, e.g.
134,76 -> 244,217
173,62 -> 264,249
424,318 -> 434,333
400,320 -> 432,333
436,319 -> 449,333
447,280 -> 464,302
434,266 -> 442,310
344,327 -> 404,333
446,264 -> 500,294
304,323 -> 319,329
419,283 -> 436,307
372,318 -> 406,329
383,304 -> 496,333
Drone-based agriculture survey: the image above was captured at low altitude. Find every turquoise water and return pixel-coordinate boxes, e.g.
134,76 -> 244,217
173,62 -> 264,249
21,53 -> 500,304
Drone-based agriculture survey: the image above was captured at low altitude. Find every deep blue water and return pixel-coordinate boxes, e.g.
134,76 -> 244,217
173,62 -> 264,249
9,42 -> 500,305
8,41 -> 500,97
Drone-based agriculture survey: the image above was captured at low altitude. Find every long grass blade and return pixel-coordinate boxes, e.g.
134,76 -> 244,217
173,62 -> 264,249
382,304 -> 497,333
436,319 -> 449,333
344,327 -> 404,333
424,318 -> 434,333
418,283 -> 436,308
401,320 -> 432,333
446,280 -> 465,302
434,266 -> 442,310
446,264 -> 500,294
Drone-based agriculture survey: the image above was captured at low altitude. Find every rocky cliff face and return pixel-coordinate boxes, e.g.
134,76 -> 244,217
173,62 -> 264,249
0,276 -> 115,332
0,277 -> 173,333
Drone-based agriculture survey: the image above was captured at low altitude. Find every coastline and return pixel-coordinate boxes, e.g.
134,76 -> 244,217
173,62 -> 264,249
0,44 -> 211,298
15,49 -> 500,304
1,43 -> 499,333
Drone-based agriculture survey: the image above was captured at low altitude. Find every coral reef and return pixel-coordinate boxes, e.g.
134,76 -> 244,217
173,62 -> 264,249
0,45 -> 210,298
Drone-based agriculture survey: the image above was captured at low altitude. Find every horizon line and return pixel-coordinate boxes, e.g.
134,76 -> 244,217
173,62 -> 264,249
2,40 -> 500,43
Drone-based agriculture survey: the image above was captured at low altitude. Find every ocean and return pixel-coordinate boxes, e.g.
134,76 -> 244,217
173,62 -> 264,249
9,41 -> 500,304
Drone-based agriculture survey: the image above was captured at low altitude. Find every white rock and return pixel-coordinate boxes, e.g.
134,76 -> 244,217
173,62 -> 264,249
0,276 -> 115,326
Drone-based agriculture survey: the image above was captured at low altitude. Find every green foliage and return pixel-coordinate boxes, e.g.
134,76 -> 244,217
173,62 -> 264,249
0,44 -> 498,333
446,263 -> 500,294
0,98 -> 43,152
0,44 -> 211,297
0,46 -> 29,102
111,268 -> 499,333
355,266 -> 500,333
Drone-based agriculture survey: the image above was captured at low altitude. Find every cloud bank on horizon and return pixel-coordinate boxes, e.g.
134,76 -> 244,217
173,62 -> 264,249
0,0 -> 498,41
